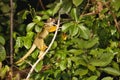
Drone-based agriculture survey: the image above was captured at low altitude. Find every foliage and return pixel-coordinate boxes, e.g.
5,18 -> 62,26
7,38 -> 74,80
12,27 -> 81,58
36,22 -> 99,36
0,0 -> 120,80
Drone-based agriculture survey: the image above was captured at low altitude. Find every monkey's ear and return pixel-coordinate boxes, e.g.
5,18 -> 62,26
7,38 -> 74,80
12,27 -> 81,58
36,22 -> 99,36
48,26 -> 57,32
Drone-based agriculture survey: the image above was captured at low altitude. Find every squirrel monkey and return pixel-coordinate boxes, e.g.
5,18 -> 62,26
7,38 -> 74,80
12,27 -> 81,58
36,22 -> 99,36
15,18 -> 56,64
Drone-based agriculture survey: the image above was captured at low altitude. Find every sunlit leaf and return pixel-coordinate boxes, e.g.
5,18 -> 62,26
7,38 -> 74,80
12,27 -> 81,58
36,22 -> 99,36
75,69 -> 88,76
0,44 -> 6,61
101,77 -> 113,80
69,25 -> 79,36
35,61 -> 43,72
62,22 -> 74,32
72,0 -> 83,7
24,32 -> 34,49
100,67 -> 120,76
60,60 -> 67,71
15,37 -> 24,48
22,10 -> 29,19
70,8 -> 78,21
0,65 -> 9,79
26,22 -> 36,32
86,76 -> 98,80
78,24 -> 90,39
90,51 -> 114,67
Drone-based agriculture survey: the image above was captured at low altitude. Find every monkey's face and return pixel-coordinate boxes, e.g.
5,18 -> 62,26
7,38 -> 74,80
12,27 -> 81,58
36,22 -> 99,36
44,18 -> 57,32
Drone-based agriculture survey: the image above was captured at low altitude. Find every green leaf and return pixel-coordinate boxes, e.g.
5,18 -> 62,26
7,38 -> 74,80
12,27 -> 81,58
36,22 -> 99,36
31,49 -> 39,59
60,60 -> 67,71
0,44 -> 6,61
62,22 -> 74,32
35,25 -> 42,32
0,65 -> 9,79
87,64 -> 96,72
0,36 -> 5,45
51,41 -> 57,50
85,37 -> 99,49
78,24 -> 90,39
112,61 -> 119,71
70,8 -> 78,21
33,16 -> 41,23
24,32 -> 34,49
1,4 -> 10,13
90,51 -> 114,67
86,76 -> 98,80
111,0 -> 120,11
69,25 -> 79,36
101,77 -> 113,80
59,0 -> 72,14
26,22 -> 36,32
100,67 -> 120,76
35,61 -> 43,72
15,37 -> 24,48
75,69 -> 88,76
68,49 -> 83,55
52,2 -> 62,16
22,10 -> 29,19
72,0 -> 83,7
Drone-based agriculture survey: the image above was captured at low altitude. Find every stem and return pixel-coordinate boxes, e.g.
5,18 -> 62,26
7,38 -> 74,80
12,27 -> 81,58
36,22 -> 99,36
10,0 -> 14,79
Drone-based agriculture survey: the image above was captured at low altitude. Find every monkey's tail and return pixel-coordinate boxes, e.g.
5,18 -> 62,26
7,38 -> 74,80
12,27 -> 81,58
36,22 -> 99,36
15,44 -> 36,64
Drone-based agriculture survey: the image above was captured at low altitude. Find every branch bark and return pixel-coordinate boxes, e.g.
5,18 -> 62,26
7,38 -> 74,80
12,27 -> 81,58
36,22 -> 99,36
10,0 -> 14,79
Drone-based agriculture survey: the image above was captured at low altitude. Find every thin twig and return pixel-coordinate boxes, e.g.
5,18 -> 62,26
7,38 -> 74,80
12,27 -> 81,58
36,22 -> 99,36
104,1 -> 120,33
38,0 -> 45,10
26,14 -> 61,80
10,0 -> 14,79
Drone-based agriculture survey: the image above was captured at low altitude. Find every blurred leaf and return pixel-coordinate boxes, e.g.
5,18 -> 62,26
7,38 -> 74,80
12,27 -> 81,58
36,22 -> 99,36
60,60 -> 67,71
35,61 -> 43,72
31,49 -> 39,59
15,37 -> 24,48
60,0 -> 72,14
52,2 -> 62,16
85,37 -> 99,49
86,76 -> 98,80
0,4 -> 10,13
69,24 -> 79,36
51,41 -> 57,50
0,36 -> 5,45
0,44 -> 6,61
111,0 -> 120,11
22,10 -> 29,19
90,51 -> 114,66
24,32 -> 34,49
72,0 -> 83,7
0,65 -> 9,79
78,24 -> 90,39
75,69 -> 88,76
101,77 -> 113,80
70,8 -> 78,21
100,67 -> 120,76
26,22 -> 36,32
87,64 -> 96,72
62,22 -> 74,32
33,16 -> 41,23
35,25 -> 42,32
112,61 -> 119,71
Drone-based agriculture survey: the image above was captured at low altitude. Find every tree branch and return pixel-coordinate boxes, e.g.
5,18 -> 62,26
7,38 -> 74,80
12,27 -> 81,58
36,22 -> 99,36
10,0 -> 14,79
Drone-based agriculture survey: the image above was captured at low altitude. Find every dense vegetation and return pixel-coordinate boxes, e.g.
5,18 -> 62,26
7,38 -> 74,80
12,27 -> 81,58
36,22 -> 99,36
0,0 -> 120,80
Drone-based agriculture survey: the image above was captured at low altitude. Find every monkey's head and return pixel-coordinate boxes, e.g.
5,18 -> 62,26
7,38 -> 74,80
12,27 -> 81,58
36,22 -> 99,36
44,18 -> 57,32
